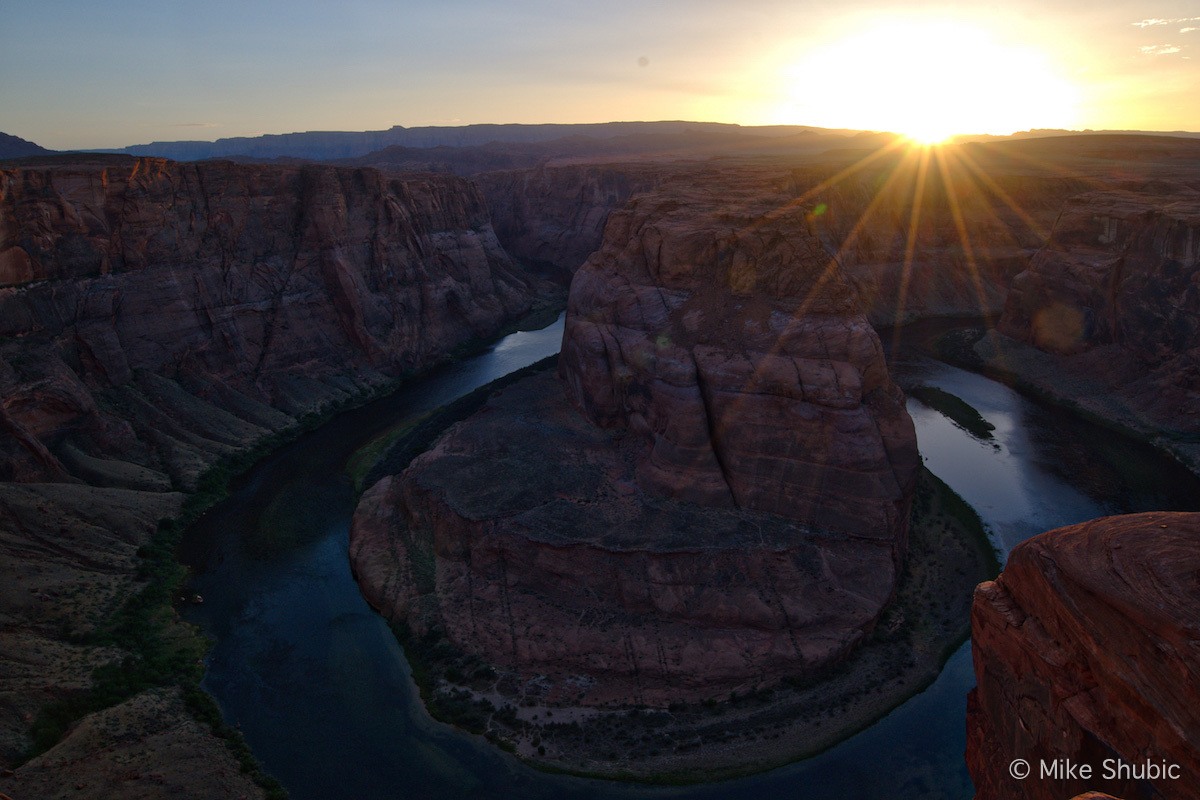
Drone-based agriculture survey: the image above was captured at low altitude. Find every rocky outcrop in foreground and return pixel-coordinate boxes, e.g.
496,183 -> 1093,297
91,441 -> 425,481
0,155 -> 544,790
352,170 -> 919,708
967,512 -> 1200,800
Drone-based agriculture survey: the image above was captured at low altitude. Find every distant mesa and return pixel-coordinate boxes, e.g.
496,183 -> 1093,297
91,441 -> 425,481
102,121 -> 850,163
0,132 -> 53,160
56,120 -> 1200,168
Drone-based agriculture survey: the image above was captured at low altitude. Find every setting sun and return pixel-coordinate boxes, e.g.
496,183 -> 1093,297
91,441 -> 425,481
776,17 -> 1081,142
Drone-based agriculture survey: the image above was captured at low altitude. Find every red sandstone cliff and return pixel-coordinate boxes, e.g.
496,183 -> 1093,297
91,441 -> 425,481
476,148 -> 1089,327
0,154 -> 546,792
784,153 -> 1087,326
559,173 -> 919,536
351,169 -> 919,708
475,164 -> 663,282
0,155 -> 539,486
967,512 -> 1200,800
994,190 -> 1200,429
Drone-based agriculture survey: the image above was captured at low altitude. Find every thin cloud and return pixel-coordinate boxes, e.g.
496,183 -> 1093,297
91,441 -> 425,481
1182,26 -> 1198,33
1140,44 -> 1183,55
1132,16 -> 1200,27
170,122 -> 219,128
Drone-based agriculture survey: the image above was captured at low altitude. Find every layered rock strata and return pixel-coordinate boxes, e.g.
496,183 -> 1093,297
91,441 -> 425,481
982,190 -> 1200,468
476,150 -> 1088,323
352,173 -> 919,706
783,154 -> 1088,327
0,155 -> 537,485
967,512 -> 1200,800
475,164 -> 662,282
0,155 -> 543,784
559,178 -> 919,536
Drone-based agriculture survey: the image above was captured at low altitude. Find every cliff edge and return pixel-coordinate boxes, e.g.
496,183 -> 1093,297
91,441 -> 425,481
967,512 -> 1200,800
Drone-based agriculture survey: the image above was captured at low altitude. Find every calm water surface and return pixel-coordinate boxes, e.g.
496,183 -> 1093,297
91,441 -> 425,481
180,318 -> 1200,799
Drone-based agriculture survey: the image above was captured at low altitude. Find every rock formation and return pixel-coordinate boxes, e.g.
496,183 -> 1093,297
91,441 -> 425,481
0,154 -> 545,786
781,149 -> 1090,327
475,164 -> 662,282
967,512 -> 1200,800
0,155 -> 539,485
10,130 -> 1200,793
351,170 -> 919,707
993,189 -> 1200,431
477,145 -> 1091,325
559,176 -> 919,534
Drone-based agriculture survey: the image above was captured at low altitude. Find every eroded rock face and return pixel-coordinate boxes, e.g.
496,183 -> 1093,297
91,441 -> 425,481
0,687 -> 264,800
994,191 -> 1200,438
353,373 -> 908,706
559,177 -> 919,539
967,512 -> 1200,800
0,155 -> 538,485
783,159 -> 1088,327
352,173 -> 919,706
0,155 -> 543,776
475,152 -> 1088,326
475,164 -> 662,282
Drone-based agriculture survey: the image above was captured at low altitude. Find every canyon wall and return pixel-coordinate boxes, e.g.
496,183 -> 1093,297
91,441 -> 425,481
476,148 -> 1090,326
475,164 -> 662,282
967,512 -> 1200,800
0,155 -> 538,486
782,154 -> 1089,326
989,191 -> 1200,451
352,168 -> 919,708
558,172 -> 919,535
0,154 -> 544,792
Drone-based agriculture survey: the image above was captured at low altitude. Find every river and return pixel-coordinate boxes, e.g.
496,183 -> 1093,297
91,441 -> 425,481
179,315 -> 1200,799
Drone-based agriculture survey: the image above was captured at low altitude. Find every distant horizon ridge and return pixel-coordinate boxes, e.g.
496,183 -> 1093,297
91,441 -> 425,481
97,120 -> 1200,150
3,121 -> 1199,164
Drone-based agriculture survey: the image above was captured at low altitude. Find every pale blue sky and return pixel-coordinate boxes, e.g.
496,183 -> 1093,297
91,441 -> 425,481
3,0 -> 1198,149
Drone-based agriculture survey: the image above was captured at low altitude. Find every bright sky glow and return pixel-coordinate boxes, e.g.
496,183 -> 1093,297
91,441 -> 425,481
773,19 -> 1081,143
1,1 -> 1197,150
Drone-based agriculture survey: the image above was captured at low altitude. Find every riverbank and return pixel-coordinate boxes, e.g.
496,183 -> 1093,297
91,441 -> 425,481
350,359 -> 999,784
147,311 -> 1200,799
933,328 -> 1200,478
517,468 -> 998,783
3,300 -> 565,800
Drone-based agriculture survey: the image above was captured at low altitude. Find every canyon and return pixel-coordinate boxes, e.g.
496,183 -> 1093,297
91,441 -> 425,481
0,153 -> 548,798
347,134 -> 1200,781
352,171 -> 922,706
347,164 -> 1006,777
1,129 -> 1199,797
981,187 -> 1200,471
0,155 -> 544,487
